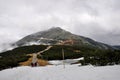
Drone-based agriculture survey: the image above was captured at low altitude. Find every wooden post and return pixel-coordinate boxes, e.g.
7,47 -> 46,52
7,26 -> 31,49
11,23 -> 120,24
62,48 -> 65,68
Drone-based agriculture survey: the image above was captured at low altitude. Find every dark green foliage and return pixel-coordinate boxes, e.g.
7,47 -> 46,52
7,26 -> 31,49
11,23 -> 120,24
41,45 -> 82,60
79,49 -> 120,66
0,54 -> 30,70
0,45 -> 120,70
0,45 -> 82,70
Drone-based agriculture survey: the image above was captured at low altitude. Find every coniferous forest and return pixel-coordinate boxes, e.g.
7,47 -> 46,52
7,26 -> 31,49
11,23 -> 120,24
0,45 -> 120,70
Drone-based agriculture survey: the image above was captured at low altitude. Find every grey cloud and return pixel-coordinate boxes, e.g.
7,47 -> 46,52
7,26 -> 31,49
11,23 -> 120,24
0,0 -> 120,51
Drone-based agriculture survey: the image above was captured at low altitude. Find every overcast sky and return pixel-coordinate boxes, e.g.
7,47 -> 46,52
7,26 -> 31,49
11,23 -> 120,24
0,0 -> 120,49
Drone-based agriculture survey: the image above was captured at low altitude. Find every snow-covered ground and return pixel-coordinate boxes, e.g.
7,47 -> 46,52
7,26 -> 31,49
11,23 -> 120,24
0,64 -> 120,80
48,57 -> 84,65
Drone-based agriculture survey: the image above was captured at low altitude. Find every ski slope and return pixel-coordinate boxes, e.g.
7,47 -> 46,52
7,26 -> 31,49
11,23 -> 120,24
0,65 -> 120,80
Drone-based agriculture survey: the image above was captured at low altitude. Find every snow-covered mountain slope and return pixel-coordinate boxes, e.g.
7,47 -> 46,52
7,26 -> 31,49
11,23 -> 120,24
0,65 -> 120,80
15,27 -> 112,49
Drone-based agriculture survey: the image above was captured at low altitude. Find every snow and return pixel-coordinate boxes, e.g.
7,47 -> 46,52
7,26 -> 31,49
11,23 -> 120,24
48,60 -> 63,65
23,41 -> 41,46
0,64 -> 120,80
73,57 -> 84,60
48,57 -> 84,65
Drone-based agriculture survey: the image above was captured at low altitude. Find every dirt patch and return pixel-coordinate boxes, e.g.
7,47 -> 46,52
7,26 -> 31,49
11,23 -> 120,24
19,54 -> 49,66
37,59 -> 49,66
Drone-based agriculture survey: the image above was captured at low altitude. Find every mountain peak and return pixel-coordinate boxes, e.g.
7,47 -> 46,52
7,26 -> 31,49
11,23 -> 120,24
48,27 -> 64,32
15,27 -> 112,49
50,27 -> 62,30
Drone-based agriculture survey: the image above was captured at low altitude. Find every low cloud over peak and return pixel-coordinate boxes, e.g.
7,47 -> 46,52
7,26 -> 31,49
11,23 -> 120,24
0,0 -> 120,48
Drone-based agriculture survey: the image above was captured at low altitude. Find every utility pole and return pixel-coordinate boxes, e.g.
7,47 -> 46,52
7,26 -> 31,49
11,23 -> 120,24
62,48 -> 65,69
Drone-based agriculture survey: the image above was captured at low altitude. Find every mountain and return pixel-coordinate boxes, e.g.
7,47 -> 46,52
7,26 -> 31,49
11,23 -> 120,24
112,46 -> 120,50
14,27 -> 112,49
1,27 -> 120,70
